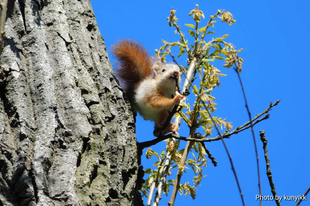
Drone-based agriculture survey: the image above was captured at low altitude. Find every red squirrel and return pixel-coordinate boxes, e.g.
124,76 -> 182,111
112,39 -> 184,136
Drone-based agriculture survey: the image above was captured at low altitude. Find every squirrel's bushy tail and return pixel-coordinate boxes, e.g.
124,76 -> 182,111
112,39 -> 152,99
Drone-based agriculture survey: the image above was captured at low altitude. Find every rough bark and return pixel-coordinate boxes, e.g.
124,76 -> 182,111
0,0 -> 143,205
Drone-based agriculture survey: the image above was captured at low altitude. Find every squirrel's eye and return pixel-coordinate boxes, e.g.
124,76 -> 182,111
162,69 -> 166,72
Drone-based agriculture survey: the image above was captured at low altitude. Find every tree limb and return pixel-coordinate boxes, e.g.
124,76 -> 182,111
295,186 -> 310,206
138,100 -> 280,149
260,130 -> 281,206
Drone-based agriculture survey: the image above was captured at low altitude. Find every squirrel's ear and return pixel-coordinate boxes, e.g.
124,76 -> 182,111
152,60 -> 163,74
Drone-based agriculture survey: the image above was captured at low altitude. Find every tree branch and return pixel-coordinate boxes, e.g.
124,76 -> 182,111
199,98 -> 245,206
138,100 -> 280,149
234,64 -> 262,206
260,130 -> 281,206
201,142 -> 217,166
295,186 -> 310,206
168,140 -> 194,206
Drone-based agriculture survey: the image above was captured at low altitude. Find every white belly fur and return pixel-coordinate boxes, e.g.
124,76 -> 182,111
135,78 -> 164,122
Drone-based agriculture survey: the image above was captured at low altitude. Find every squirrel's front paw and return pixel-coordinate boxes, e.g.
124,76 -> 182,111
173,91 -> 185,105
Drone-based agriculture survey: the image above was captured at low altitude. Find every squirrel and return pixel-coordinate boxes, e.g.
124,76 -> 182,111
112,39 -> 184,136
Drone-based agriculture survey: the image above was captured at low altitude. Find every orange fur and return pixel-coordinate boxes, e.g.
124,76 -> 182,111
112,40 -> 152,101
145,89 -> 175,109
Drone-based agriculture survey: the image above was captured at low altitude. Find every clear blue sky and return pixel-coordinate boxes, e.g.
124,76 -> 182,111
91,0 -> 310,205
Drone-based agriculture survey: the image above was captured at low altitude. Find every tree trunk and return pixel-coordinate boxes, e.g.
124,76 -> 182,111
0,0 -> 143,205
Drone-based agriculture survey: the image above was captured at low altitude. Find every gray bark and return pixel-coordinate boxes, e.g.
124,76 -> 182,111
0,0 -> 143,205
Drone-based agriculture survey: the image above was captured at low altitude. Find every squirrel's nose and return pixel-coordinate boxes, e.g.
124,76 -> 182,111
171,71 -> 179,81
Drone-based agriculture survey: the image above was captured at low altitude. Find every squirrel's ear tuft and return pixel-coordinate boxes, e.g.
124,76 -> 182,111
152,61 -> 164,75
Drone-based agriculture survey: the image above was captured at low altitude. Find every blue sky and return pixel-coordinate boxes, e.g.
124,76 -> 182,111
91,0 -> 310,205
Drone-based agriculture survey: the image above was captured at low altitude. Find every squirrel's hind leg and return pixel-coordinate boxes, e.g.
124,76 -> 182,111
153,110 -> 179,136
153,122 -> 179,137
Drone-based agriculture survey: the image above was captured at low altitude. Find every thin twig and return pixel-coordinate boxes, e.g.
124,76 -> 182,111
236,100 -> 280,130
234,62 -> 262,206
295,186 -> 310,206
260,130 -> 280,206
169,52 -> 187,74
201,142 -> 217,166
202,99 -> 245,206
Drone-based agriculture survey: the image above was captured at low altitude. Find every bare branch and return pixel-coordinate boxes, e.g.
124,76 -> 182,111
234,64 -> 262,206
204,113 -> 269,142
201,142 -> 217,166
138,100 -> 280,149
201,99 -> 245,206
260,130 -> 281,206
295,186 -> 310,206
